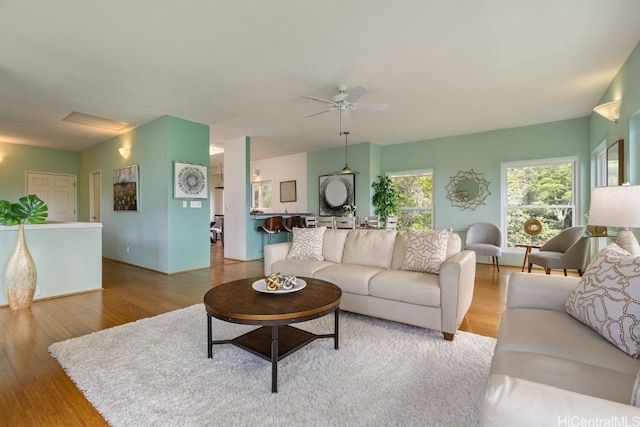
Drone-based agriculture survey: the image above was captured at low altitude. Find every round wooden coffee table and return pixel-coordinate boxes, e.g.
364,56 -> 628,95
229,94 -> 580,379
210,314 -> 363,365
203,276 -> 341,393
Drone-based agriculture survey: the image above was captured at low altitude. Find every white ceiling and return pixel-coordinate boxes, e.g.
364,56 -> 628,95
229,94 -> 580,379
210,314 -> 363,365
2,1 -> 640,165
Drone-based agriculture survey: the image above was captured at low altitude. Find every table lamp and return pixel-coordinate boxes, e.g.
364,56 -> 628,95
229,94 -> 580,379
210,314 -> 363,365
587,185 -> 640,255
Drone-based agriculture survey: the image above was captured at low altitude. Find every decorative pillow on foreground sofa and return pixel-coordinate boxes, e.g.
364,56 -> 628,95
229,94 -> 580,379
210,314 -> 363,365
565,243 -> 640,358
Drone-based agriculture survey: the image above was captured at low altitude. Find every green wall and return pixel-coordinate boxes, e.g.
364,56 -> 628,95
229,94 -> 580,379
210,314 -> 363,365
0,142 -> 79,201
381,118 -> 591,231
590,39 -> 640,185
79,115 -> 210,273
307,118 -> 590,234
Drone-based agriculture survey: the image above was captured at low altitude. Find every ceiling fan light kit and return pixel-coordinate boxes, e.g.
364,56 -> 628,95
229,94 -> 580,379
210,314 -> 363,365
335,131 -> 359,175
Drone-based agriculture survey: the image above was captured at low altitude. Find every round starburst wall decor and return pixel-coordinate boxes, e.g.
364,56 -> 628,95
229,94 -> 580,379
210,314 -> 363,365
445,169 -> 491,211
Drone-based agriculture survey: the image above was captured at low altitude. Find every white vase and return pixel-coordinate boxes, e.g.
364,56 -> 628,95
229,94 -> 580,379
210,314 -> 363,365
346,213 -> 353,218
4,224 -> 37,310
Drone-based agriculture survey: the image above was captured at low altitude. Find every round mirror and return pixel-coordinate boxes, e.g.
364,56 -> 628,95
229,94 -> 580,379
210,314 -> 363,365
455,178 -> 479,202
445,169 -> 491,211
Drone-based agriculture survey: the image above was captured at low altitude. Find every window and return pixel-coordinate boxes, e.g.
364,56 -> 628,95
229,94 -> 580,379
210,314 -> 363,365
503,158 -> 577,247
251,180 -> 271,209
389,170 -> 433,231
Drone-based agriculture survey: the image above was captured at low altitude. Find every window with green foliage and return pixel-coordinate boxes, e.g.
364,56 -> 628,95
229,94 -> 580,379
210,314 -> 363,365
251,181 -> 271,209
503,158 -> 576,247
389,170 -> 433,230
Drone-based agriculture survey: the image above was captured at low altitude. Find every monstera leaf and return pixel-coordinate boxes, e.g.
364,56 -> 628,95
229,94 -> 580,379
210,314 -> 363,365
0,195 -> 48,225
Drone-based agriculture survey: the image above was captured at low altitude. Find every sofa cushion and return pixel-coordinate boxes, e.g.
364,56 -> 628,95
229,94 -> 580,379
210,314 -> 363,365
322,229 -> 350,263
565,244 -> 640,358
342,229 -> 397,269
286,226 -> 326,261
493,307 -> 640,404
271,259 -> 336,278
313,264 -> 383,296
402,228 -> 452,274
369,269 -> 441,306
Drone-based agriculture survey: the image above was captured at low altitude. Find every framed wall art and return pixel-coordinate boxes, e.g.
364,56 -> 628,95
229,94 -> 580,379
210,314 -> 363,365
280,180 -> 297,203
174,161 -> 208,199
113,165 -> 140,211
319,174 -> 355,216
606,139 -> 624,186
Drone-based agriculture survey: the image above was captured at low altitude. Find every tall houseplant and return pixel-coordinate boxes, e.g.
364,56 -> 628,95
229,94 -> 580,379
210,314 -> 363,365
371,175 -> 399,227
0,195 -> 48,310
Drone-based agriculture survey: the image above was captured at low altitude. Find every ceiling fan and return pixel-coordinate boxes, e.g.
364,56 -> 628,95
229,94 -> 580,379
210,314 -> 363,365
304,85 -> 389,121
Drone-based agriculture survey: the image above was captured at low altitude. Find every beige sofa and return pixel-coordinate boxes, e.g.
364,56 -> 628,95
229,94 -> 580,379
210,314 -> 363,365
263,228 -> 476,340
483,273 -> 640,425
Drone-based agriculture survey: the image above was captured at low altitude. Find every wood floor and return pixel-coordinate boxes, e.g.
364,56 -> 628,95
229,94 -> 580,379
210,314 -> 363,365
0,243 -> 531,426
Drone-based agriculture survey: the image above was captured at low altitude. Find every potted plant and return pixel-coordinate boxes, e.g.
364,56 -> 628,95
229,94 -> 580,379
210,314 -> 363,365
371,175 -> 399,227
0,195 -> 48,310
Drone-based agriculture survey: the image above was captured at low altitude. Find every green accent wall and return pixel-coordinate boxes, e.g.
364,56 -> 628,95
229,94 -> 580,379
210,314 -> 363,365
0,142 -> 79,201
79,115 -> 210,274
307,118 -> 590,234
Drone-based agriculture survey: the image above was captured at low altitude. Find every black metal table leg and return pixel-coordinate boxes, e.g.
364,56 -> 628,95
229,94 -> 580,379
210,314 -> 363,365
334,308 -> 339,350
207,313 -> 213,358
271,325 -> 279,393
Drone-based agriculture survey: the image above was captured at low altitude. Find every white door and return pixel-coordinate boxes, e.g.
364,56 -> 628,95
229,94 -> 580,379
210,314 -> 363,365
89,170 -> 102,223
27,172 -> 77,222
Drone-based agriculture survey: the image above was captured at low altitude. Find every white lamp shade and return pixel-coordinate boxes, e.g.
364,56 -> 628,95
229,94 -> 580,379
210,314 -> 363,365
587,185 -> 640,228
593,99 -> 622,122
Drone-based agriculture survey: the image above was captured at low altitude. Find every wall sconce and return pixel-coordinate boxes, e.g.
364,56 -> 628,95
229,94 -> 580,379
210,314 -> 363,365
252,169 -> 260,177
118,147 -> 130,159
593,99 -> 622,123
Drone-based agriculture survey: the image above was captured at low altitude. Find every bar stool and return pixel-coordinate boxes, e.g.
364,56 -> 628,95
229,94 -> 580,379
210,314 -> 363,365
257,216 -> 283,244
283,215 -> 302,241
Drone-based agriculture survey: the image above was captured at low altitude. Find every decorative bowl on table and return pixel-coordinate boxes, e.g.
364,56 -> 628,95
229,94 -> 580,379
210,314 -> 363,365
252,273 -> 307,294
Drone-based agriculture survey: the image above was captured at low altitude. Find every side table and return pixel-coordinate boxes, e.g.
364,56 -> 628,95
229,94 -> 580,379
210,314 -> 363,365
515,244 -> 542,272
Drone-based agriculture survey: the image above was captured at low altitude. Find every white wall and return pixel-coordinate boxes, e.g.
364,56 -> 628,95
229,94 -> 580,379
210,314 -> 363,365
250,152 -> 308,213
223,136 -> 249,260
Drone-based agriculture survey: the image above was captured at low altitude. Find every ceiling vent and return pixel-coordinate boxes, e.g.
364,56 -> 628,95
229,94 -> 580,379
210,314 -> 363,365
62,111 -> 135,131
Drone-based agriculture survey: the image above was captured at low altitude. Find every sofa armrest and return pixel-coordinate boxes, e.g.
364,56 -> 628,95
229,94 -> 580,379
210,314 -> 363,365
483,374 -> 640,427
440,250 -> 476,335
263,242 -> 291,275
506,273 -> 580,312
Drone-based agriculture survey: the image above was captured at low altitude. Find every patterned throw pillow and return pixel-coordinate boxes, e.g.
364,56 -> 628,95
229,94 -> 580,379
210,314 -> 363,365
565,244 -> 640,358
402,228 -> 453,274
286,226 -> 326,261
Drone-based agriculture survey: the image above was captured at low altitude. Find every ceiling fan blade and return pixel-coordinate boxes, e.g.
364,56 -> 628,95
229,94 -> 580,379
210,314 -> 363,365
352,102 -> 389,111
305,108 -> 336,118
341,109 -> 352,121
304,95 -> 337,106
344,86 -> 367,103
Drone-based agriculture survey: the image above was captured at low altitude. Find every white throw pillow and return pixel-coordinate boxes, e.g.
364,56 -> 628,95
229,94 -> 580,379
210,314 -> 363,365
565,244 -> 640,358
286,226 -> 326,261
402,228 -> 452,274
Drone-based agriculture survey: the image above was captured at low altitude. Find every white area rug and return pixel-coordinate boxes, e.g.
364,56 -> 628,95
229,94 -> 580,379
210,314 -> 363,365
49,304 -> 495,426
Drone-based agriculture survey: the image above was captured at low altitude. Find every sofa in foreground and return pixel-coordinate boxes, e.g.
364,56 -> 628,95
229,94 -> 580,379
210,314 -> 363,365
483,244 -> 640,425
264,227 -> 476,340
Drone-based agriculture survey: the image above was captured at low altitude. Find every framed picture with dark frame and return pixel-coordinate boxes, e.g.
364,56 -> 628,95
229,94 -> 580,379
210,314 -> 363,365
113,165 -> 140,211
607,139 -> 624,186
280,180 -> 297,203
319,174 -> 355,216
174,161 -> 208,199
